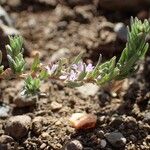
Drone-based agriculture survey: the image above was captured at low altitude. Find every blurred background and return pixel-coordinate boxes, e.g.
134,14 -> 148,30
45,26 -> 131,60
0,0 -> 150,66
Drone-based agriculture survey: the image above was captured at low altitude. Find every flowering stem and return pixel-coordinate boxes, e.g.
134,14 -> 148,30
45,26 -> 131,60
0,17 -> 149,95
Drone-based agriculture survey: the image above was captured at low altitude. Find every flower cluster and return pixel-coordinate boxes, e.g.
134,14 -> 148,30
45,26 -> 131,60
44,61 -> 95,84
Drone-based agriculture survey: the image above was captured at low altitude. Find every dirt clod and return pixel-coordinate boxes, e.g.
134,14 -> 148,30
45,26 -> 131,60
4,115 -> 31,139
14,94 -> 37,108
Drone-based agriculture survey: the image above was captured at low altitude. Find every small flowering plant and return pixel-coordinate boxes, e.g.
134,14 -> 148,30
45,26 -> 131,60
0,17 -> 149,96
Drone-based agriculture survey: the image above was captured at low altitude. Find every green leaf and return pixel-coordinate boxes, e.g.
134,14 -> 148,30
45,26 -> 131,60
31,53 -> 40,72
92,54 -> 102,78
39,69 -> 49,80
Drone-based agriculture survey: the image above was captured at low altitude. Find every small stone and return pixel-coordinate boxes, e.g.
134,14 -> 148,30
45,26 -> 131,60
40,143 -> 47,149
57,21 -> 68,30
0,135 -> 14,150
76,83 -> 99,98
14,93 -> 38,107
41,132 -> 50,139
69,113 -> 97,129
64,140 -> 83,150
145,135 -> 150,143
114,23 -> 127,42
0,135 -> 14,144
100,139 -> 107,148
130,135 -> 137,142
109,117 -> 123,128
124,116 -> 137,129
4,115 -> 31,139
32,116 -> 44,135
0,104 -> 11,118
50,101 -> 62,110
143,112 -> 150,124
105,132 -> 126,148
97,130 -> 105,138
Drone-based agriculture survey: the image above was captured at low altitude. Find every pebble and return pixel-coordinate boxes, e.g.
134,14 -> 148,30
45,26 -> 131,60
109,117 -> 123,128
105,131 -> 126,148
97,130 -> 105,138
69,113 -> 97,129
50,101 -> 62,110
0,135 -> 14,149
114,23 -> 127,42
64,140 -> 83,150
143,112 -> 150,124
57,21 -> 68,30
130,135 -> 137,142
40,143 -> 47,149
124,116 -> 137,129
76,83 -> 99,98
41,132 -> 50,140
0,135 -> 14,144
4,115 -> 31,139
100,139 -> 107,148
0,104 -> 11,118
32,116 -> 44,135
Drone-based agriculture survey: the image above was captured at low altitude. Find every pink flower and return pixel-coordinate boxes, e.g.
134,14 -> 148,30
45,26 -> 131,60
72,62 -> 84,72
68,70 -> 78,81
86,63 -> 94,72
45,64 -> 58,75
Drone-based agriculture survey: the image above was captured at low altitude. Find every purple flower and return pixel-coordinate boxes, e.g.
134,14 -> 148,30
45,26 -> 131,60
45,64 -> 58,75
68,70 -> 78,81
72,64 -> 78,70
72,62 -> 84,72
78,62 -> 84,72
86,63 -> 94,72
